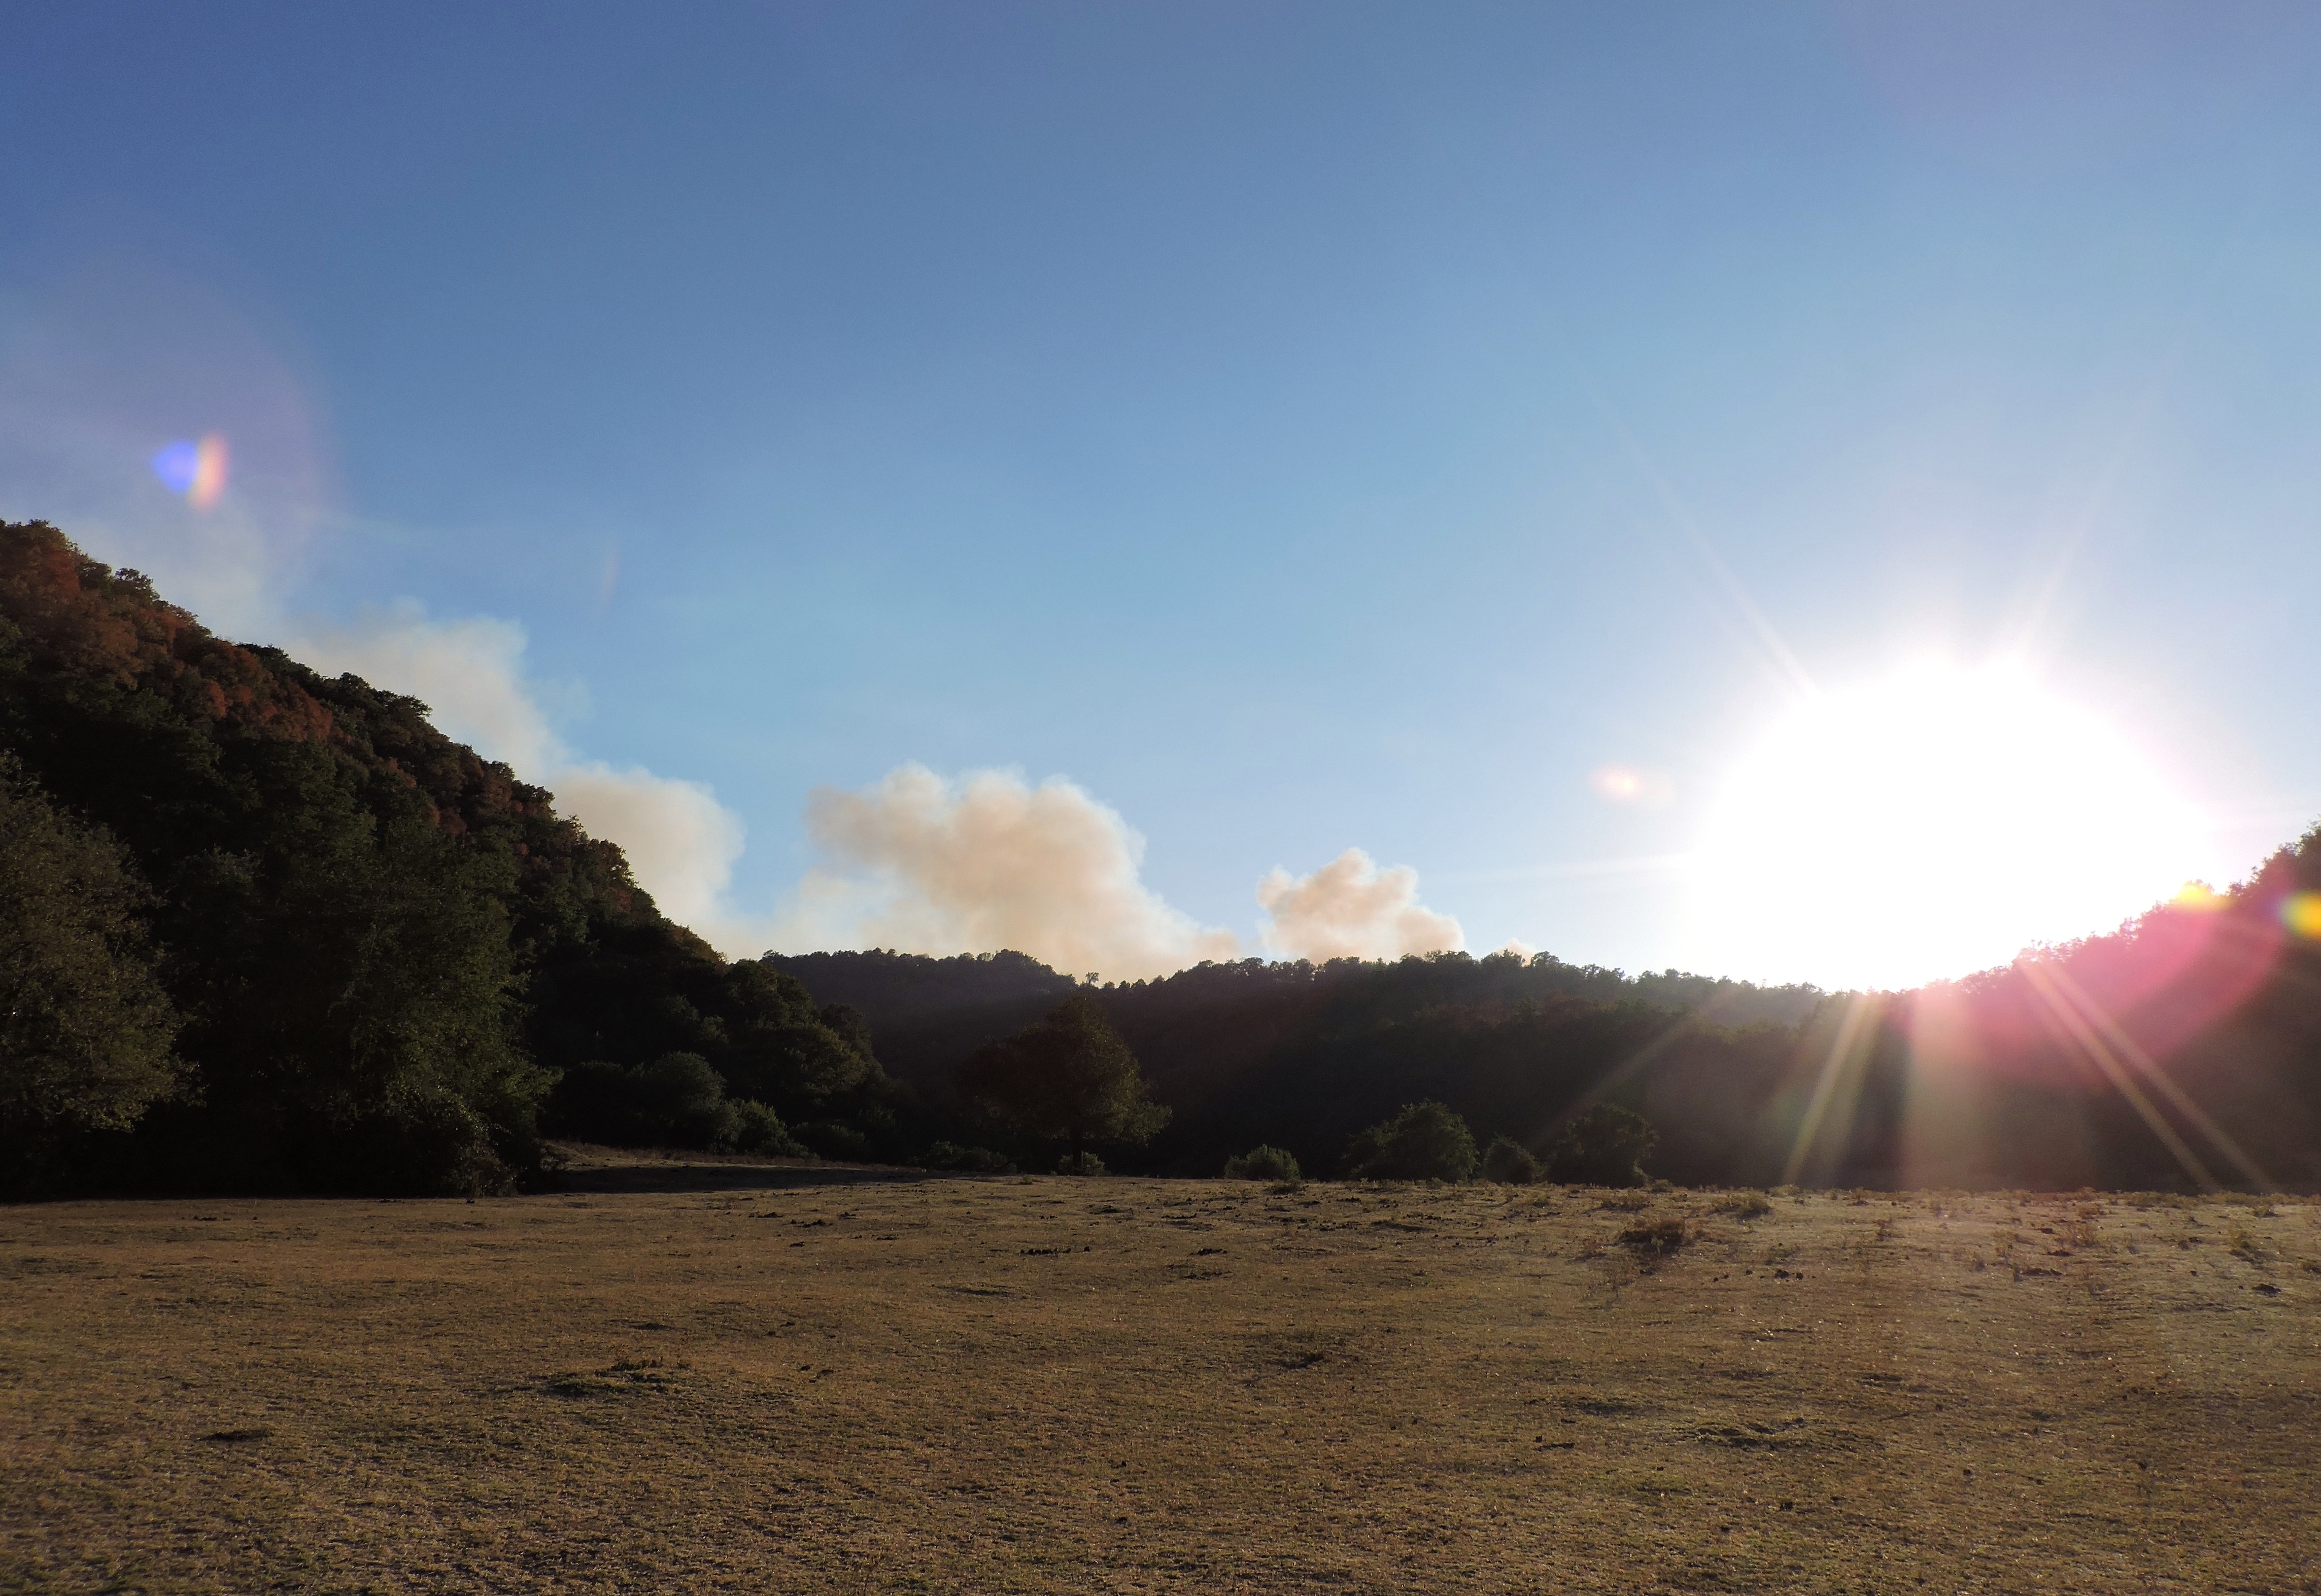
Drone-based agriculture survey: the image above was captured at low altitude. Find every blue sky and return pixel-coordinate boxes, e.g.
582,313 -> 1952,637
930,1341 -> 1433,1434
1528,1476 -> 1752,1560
8,3 -> 2321,985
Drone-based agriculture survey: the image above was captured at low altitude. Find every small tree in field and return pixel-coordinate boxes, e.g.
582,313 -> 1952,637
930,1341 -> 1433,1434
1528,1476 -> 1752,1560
1223,1144 -> 1301,1182
1546,1103 -> 1656,1188
1481,1135 -> 1542,1184
955,995 -> 1168,1171
1342,1101 -> 1478,1182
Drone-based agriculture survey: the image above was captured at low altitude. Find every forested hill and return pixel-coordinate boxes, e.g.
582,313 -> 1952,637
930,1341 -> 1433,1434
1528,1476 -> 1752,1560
778,871 -> 2321,1193
13,517 -> 2321,1196
772,947 -> 1825,1104
1,521 -> 905,1195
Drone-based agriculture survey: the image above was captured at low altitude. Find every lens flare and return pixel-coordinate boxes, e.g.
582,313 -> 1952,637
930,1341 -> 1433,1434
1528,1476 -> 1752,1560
1590,764 -> 1673,808
1591,765 -> 1644,801
151,434 -> 229,510
2281,891 -> 2321,941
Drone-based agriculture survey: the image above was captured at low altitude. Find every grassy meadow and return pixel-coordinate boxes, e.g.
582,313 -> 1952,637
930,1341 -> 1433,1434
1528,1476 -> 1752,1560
5,1158 -> 2317,1594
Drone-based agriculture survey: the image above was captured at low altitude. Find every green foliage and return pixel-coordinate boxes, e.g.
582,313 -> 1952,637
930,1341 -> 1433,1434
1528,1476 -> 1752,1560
0,521 -> 937,1192
798,1120 -> 873,1161
0,757 -> 186,1190
924,1140 -> 1015,1173
1548,1103 -> 1657,1188
955,995 -> 1170,1162
1054,1150 -> 1108,1175
1480,1135 -> 1542,1184
728,1099 -> 808,1158
1222,1144 -> 1302,1181
554,1053 -> 735,1149
1342,1101 -> 1478,1182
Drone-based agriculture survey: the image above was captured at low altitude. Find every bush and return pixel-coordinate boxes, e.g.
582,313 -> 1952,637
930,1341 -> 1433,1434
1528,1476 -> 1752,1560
1617,1217 -> 1690,1262
1715,1190 -> 1773,1219
1223,1144 -> 1302,1181
333,1085 -> 516,1197
1546,1103 -> 1656,1187
1342,1101 -> 1478,1182
550,1052 -> 737,1149
1481,1136 -> 1542,1184
637,1053 -> 740,1147
798,1120 -> 872,1161
1055,1150 -> 1107,1176
925,1140 -> 1015,1173
727,1100 -> 809,1158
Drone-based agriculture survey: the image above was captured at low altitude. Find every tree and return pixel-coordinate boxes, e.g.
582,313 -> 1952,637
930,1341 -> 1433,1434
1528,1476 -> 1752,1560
1342,1100 -> 1478,1181
1222,1144 -> 1302,1181
0,758 -> 185,1190
1481,1135 -> 1542,1184
1547,1103 -> 1656,1187
955,995 -> 1169,1169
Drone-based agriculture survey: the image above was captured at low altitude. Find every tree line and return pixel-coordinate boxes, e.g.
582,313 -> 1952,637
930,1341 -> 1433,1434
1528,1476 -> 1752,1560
10,516 -> 2321,1195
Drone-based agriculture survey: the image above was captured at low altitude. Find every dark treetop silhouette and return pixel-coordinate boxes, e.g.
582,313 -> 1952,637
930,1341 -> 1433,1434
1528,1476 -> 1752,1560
9,517 -> 2321,1195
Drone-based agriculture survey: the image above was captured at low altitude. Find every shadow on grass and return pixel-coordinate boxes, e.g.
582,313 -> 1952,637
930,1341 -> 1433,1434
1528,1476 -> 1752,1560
547,1148 -> 944,1195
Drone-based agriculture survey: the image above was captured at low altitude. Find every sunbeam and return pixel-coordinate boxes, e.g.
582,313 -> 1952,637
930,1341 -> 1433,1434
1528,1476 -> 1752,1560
2035,961 -> 2271,1189
1782,993 -> 1881,1187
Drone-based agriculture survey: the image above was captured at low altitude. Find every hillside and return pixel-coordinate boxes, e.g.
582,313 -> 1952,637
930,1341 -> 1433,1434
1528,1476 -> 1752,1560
778,871 -> 2321,1192
0,521 -> 908,1195
10,516 -> 2321,1196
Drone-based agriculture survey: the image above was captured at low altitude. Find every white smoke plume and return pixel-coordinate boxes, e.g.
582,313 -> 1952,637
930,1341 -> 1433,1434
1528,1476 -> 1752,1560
292,605 -> 748,940
783,765 -> 1241,982
1256,847 -> 1464,963
295,605 -> 559,773
0,252 -> 754,944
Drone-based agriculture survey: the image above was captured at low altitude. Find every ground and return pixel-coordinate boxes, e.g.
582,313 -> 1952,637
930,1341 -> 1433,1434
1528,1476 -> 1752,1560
5,1155 -> 2317,1594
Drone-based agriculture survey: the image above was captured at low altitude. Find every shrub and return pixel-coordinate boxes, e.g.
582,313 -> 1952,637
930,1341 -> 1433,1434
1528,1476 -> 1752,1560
1715,1190 -> 1773,1219
550,1052 -> 737,1150
1342,1101 -> 1479,1182
1618,1217 -> 1690,1261
1223,1144 -> 1302,1182
798,1121 -> 872,1161
727,1100 -> 809,1158
925,1140 -> 1015,1173
1481,1136 -> 1542,1184
1546,1103 -> 1656,1188
636,1053 -> 740,1148
1055,1150 -> 1107,1176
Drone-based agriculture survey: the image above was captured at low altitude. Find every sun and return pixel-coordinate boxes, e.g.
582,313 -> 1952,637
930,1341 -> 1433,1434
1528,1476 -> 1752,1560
1686,663 -> 2215,991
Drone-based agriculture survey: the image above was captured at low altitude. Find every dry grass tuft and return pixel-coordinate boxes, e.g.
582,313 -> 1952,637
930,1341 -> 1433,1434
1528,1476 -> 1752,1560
1616,1217 -> 1690,1262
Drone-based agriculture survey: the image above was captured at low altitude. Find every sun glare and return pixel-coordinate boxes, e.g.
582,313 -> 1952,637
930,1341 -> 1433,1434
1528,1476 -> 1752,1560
1688,664 -> 2214,992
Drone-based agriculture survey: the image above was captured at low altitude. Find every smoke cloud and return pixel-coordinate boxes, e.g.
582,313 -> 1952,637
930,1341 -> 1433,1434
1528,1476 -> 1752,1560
293,605 -> 749,942
786,765 -> 1240,982
1,246 -> 1479,977
1256,847 -> 1464,962
295,604 -> 559,773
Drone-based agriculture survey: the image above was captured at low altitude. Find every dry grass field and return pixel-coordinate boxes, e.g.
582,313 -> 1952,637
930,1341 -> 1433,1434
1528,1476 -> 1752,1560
5,1157 -> 2318,1594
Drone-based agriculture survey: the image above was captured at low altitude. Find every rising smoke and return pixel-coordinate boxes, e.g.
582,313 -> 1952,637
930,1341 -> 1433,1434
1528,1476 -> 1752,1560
1257,847 -> 1464,963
